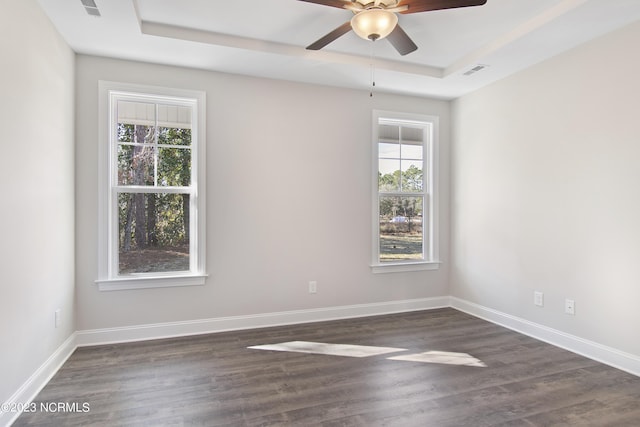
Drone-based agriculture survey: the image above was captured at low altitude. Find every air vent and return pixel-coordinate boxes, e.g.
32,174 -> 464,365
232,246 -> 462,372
80,0 -> 101,17
463,64 -> 488,76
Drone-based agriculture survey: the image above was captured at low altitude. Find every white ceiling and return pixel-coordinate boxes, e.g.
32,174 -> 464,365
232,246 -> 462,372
37,0 -> 640,99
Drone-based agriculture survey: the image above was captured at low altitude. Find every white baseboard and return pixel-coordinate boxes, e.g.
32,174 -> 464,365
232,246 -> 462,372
1,333 -> 77,427
75,296 -> 450,347
450,297 -> 640,377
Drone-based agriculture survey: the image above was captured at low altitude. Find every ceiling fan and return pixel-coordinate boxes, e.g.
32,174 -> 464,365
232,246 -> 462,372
299,0 -> 487,56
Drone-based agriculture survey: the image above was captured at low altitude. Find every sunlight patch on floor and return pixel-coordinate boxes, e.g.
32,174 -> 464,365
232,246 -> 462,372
248,341 -> 406,358
388,350 -> 487,367
249,341 -> 487,367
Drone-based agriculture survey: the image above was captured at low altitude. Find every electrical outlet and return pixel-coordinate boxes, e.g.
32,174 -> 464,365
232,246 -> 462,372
534,291 -> 544,307
55,309 -> 61,328
565,299 -> 575,315
308,281 -> 317,294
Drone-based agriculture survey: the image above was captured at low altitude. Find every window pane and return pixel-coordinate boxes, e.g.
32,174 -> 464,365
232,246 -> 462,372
159,147 -> 191,186
401,143 -> 423,160
118,193 -> 190,274
158,127 -> 191,147
379,159 -> 400,191
379,196 -> 423,262
117,144 -> 134,185
117,144 -> 154,186
401,161 -> 423,192
379,142 -> 400,159
117,123 -> 134,142
117,123 -> 156,145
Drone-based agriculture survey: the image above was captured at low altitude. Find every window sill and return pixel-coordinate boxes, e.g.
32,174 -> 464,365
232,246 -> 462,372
96,273 -> 207,291
370,261 -> 441,274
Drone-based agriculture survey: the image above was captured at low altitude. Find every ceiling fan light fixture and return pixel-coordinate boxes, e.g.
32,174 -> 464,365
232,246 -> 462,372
351,8 -> 398,41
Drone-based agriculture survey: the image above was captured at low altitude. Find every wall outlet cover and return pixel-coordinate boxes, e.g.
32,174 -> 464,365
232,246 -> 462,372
565,299 -> 575,315
534,291 -> 544,307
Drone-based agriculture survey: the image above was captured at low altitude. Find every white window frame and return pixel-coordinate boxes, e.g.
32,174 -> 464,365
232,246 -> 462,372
96,81 -> 207,291
371,110 -> 440,273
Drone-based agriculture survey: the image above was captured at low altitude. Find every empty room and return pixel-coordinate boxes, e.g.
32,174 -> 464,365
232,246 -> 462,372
2,0 -> 640,425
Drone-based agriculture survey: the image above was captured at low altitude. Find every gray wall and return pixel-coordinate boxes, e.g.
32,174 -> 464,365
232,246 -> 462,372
0,0 -> 75,405
451,21 -> 640,356
75,55 -> 451,330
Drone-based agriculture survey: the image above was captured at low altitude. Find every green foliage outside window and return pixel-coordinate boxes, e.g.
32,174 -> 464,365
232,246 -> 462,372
116,123 -> 192,273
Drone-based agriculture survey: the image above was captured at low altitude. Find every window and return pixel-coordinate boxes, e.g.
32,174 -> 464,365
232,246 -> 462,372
97,82 -> 206,290
371,111 -> 439,273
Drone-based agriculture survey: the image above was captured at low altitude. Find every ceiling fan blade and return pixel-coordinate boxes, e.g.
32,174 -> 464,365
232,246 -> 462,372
297,0 -> 352,9
398,0 -> 487,14
386,24 -> 418,56
306,21 -> 353,50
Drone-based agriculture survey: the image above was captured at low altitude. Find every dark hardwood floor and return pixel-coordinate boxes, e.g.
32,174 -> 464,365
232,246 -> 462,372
13,308 -> 640,426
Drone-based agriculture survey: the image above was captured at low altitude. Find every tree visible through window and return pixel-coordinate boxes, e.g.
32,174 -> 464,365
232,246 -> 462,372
116,110 -> 192,274
373,111 -> 438,269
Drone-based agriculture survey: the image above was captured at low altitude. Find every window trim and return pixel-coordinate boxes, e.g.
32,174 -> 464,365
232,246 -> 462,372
371,110 -> 440,273
97,81 -> 207,291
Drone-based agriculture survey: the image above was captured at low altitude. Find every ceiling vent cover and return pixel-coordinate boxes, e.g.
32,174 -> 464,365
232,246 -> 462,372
463,64 -> 488,76
80,0 -> 100,16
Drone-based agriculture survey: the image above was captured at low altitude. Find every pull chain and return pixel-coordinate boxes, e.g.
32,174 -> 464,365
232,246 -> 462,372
370,41 -> 376,97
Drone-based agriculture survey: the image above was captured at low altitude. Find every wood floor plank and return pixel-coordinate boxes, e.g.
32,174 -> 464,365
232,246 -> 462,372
13,308 -> 640,426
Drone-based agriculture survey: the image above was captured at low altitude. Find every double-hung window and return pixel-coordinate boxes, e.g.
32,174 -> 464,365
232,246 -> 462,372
372,110 -> 439,273
97,82 -> 206,290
